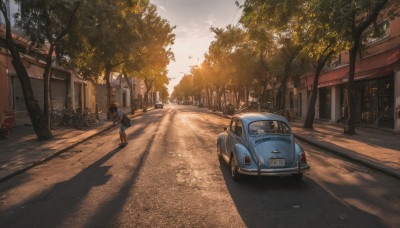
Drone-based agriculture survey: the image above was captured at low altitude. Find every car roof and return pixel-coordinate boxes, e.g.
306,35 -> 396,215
234,112 -> 289,125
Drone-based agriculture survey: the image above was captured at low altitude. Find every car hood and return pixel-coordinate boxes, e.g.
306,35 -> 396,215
249,135 -> 295,168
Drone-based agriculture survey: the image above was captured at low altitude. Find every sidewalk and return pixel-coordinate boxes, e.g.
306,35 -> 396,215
0,108 -> 149,183
290,120 -> 400,179
207,108 -> 400,179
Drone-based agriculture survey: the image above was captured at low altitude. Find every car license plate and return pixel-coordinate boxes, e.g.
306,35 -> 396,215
269,158 -> 285,166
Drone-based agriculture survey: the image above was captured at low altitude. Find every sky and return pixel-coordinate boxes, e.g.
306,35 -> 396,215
150,0 -> 242,95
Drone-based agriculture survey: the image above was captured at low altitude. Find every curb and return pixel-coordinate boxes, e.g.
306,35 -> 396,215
0,108 -> 152,183
294,134 -> 400,180
203,107 -> 400,180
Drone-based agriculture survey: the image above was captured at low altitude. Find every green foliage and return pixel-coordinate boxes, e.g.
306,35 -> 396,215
158,84 -> 169,103
15,0 -> 80,50
133,4 -> 175,91
61,0 -> 147,80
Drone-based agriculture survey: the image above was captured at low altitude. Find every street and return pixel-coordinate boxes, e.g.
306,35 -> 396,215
0,104 -> 400,227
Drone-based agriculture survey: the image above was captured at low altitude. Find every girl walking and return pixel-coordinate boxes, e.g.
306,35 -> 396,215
109,103 -> 129,147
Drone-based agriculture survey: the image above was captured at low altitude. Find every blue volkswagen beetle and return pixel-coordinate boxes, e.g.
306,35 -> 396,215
217,113 -> 310,181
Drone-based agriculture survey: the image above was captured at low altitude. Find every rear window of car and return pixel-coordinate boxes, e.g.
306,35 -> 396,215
248,120 -> 291,136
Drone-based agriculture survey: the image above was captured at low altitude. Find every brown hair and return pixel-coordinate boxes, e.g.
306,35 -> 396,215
109,104 -> 117,113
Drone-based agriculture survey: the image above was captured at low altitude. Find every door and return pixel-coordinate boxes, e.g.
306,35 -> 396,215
224,118 -> 235,157
319,87 -> 331,119
123,91 -> 127,107
227,118 -> 243,158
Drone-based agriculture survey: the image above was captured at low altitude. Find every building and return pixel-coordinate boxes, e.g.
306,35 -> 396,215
1,1 -> 96,124
290,15 -> 400,133
0,1 -> 74,125
0,1 -> 150,127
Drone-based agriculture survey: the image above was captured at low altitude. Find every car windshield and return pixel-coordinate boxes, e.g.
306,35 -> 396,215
248,120 -> 291,136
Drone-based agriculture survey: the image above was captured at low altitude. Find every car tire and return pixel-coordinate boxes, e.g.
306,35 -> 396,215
230,155 -> 242,181
291,173 -> 303,182
217,143 -> 224,165
2,129 -> 11,139
217,142 -> 222,158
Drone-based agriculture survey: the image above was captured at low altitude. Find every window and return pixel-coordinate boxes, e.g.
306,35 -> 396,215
230,118 -> 242,137
363,20 -> 390,45
235,120 -> 243,137
248,120 -> 291,136
229,118 -> 235,132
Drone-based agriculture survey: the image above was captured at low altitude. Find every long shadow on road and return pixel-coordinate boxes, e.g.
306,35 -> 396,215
82,108 -> 167,227
0,147 -> 122,228
219,161 -> 386,228
0,111 -> 162,228
83,133 -> 156,227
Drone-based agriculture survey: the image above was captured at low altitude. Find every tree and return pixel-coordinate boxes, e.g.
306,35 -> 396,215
245,25 -> 275,108
240,0 -> 306,110
63,0 -> 145,119
133,4 -> 175,110
336,0 -> 400,134
15,0 -> 81,129
302,0 -> 348,129
158,84 -> 169,103
205,25 -> 248,110
0,1 -> 52,140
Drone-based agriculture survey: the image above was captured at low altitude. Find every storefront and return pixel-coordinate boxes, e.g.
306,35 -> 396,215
319,87 -> 332,120
359,75 -> 394,128
339,75 -> 394,128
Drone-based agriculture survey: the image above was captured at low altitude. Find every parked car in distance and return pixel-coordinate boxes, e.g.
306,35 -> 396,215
217,113 -> 310,181
155,101 -> 163,109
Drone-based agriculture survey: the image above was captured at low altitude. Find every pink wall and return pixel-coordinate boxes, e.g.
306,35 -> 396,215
0,62 -> 8,115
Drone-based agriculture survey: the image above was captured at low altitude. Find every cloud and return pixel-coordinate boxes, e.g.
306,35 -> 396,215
150,0 -> 239,94
205,15 -> 216,27
158,5 -> 167,13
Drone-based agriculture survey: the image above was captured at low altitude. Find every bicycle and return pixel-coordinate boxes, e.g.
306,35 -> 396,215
50,109 -> 63,129
60,108 -> 74,127
83,109 -> 98,127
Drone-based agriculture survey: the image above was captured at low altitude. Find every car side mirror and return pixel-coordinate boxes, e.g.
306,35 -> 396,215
224,127 -> 227,131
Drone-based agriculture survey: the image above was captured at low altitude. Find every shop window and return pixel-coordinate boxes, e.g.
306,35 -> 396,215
319,87 -> 331,120
360,81 -> 378,124
289,92 -> 294,109
363,20 -> 390,45
358,77 -> 394,128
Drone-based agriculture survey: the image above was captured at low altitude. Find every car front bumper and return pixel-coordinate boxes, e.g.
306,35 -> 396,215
238,164 -> 310,176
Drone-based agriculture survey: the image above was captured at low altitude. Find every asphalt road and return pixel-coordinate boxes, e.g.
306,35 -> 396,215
0,104 -> 399,228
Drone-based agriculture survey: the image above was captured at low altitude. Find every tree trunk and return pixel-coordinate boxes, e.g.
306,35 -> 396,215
123,73 -> 135,114
277,46 -> 301,110
217,89 -> 222,111
43,43 -> 55,128
144,91 -> 149,111
143,79 -> 153,111
105,66 -> 112,120
208,89 -> 211,109
0,7 -> 52,140
223,89 -> 227,108
344,0 -> 388,135
245,86 -> 249,106
277,78 -> 287,110
304,62 -> 324,128
344,43 -> 359,135
235,90 -> 240,109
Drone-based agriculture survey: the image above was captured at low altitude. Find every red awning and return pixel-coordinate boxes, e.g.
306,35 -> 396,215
306,48 -> 400,88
